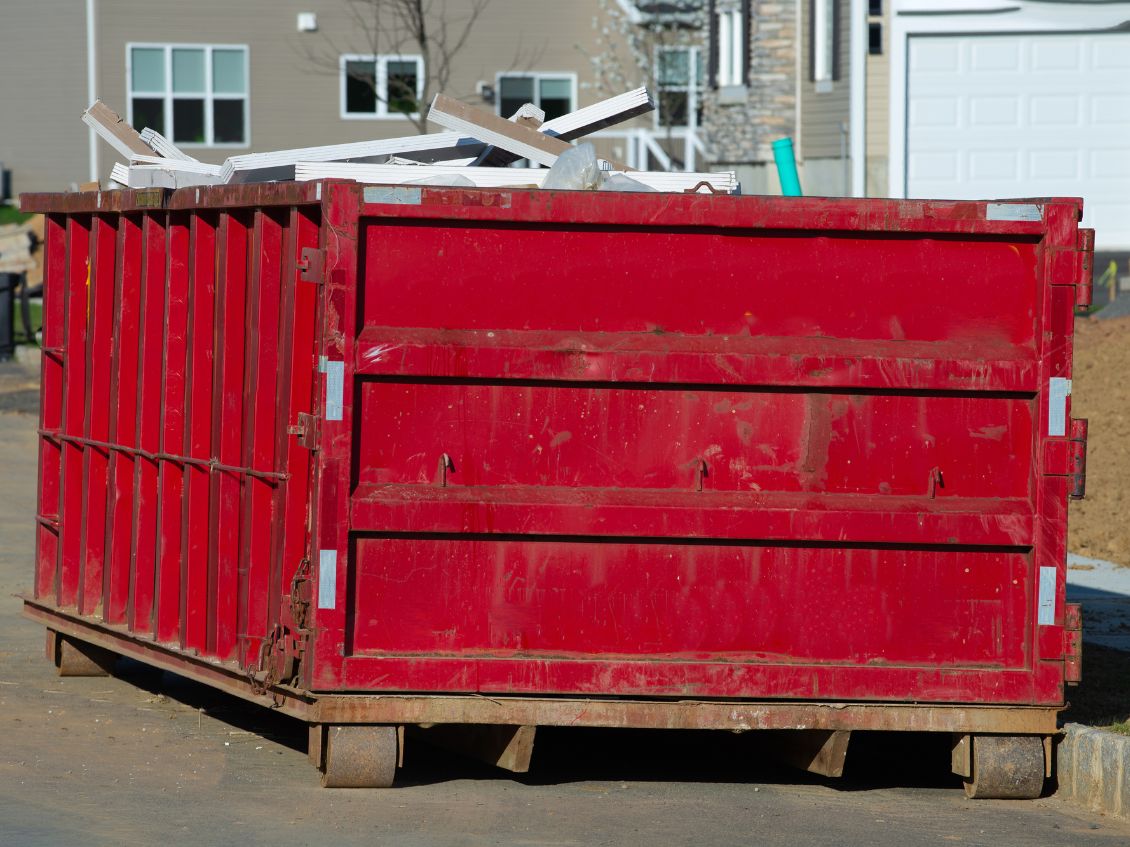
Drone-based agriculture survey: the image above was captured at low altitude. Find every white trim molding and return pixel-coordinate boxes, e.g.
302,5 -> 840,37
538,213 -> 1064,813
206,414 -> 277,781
850,0 -> 867,196
887,0 -> 1130,198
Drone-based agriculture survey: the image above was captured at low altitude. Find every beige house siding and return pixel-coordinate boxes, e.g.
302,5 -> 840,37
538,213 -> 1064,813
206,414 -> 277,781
799,0 -> 850,160
865,2 -> 890,196
0,0 -> 89,195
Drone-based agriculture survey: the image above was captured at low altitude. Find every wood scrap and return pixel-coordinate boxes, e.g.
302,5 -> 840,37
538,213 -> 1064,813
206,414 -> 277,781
82,100 -> 153,159
426,94 -> 575,168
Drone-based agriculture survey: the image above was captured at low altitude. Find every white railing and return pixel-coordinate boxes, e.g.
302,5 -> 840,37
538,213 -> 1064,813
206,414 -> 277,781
590,127 -> 706,172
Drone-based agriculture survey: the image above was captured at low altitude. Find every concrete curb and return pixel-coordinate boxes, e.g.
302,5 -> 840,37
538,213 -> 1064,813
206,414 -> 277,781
1057,723 -> 1130,818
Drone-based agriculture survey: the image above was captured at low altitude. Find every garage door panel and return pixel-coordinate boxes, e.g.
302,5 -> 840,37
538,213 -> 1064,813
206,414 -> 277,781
1091,150 -> 1130,180
1094,40 -> 1130,69
1030,95 -> 1079,127
907,32 -> 1130,248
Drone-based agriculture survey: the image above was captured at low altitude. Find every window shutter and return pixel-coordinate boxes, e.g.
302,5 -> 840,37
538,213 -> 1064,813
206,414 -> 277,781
708,0 -> 719,89
832,0 -> 842,81
742,0 -> 752,86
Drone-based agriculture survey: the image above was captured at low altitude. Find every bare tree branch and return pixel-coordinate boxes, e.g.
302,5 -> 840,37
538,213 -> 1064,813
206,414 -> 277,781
297,0 -> 495,134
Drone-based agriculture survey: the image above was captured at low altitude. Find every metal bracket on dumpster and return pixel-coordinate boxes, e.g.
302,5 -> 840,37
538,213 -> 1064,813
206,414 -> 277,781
288,412 -> 318,451
298,247 -> 324,284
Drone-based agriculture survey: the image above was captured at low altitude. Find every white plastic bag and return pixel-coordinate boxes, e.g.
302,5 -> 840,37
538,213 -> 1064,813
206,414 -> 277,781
599,173 -> 657,193
404,173 -> 477,187
541,142 -> 601,191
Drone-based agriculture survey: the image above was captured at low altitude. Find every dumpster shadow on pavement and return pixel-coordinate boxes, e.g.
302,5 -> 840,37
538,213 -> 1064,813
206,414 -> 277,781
111,658 -> 310,756
106,659 -> 962,790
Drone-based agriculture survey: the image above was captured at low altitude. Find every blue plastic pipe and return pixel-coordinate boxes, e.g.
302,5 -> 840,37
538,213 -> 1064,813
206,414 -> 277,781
771,137 -> 803,197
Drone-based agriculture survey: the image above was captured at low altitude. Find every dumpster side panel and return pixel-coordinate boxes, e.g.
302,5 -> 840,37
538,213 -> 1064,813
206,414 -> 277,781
32,192 -> 322,671
312,187 -> 1088,706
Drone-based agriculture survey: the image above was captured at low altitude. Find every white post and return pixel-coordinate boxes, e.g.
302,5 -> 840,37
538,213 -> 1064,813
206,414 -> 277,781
849,0 -> 866,197
87,0 -> 98,183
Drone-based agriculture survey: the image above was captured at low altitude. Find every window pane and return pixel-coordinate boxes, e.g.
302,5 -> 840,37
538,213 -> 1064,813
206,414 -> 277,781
499,76 -> 535,117
345,60 -> 377,113
658,90 -> 688,127
538,78 -> 572,121
172,98 -> 205,143
387,60 -> 419,114
868,22 -> 882,55
658,50 -> 689,85
213,100 -> 244,144
131,98 -> 164,134
539,78 -> 571,101
695,49 -> 706,86
212,49 -> 245,94
172,48 -> 205,93
131,47 -> 165,92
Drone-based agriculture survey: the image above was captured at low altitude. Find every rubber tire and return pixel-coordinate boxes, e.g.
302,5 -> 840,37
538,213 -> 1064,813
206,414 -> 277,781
963,734 -> 1045,799
321,725 -> 398,788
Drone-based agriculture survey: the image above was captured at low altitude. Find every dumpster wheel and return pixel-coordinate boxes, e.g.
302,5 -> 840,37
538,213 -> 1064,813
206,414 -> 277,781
321,725 -> 398,788
963,735 -> 1045,799
48,630 -> 117,677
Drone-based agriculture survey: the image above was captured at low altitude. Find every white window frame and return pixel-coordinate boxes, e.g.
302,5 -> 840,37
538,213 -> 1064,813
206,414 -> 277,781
493,72 -> 578,119
339,54 -> 425,120
126,42 -> 250,148
813,0 -> 837,85
716,4 -> 745,87
654,45 -> 703,130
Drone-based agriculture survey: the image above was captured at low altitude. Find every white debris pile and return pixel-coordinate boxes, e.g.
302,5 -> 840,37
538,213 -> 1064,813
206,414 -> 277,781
82,90 -> 738,195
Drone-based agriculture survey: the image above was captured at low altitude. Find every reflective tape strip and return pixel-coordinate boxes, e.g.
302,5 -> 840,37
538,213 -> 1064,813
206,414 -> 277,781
1037,566 -> 1056,626
986,203 -> 1042,222
363,186 -> 422,205
318,549 -> 337,610
1048,377 -> 1072,437
323,360 -> 344,421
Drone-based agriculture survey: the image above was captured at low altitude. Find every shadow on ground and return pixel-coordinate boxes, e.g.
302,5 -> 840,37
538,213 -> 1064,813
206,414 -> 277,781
109,657 -> 962,792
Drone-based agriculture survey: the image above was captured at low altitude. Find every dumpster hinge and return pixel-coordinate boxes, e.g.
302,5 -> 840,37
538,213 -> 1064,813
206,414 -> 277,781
298,247 -> 324,284
1069,418 -> 1088,500
1076,229 -> 1094,309
1064,602 -> 1082,684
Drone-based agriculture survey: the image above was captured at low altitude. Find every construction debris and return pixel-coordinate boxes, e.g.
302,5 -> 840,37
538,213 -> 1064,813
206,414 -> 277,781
86,86 -> 740,195
0,224 -> 36,274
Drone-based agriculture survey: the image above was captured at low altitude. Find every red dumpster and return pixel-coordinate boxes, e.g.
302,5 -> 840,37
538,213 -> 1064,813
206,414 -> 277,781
21,182 -> 1091,795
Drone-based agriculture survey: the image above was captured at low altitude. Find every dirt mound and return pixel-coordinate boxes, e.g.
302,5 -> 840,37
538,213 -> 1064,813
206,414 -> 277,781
1069,313 -> 1130,564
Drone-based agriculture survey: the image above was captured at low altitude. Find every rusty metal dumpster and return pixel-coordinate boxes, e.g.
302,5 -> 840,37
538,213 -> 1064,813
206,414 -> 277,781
21,182 -> 1091,795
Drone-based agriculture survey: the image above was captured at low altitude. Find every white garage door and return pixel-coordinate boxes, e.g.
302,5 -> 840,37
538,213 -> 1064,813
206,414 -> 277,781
907,32 -> 1130,248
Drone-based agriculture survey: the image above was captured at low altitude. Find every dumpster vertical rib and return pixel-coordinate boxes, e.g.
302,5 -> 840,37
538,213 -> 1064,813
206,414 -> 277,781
213,210 -> 249,660
130,211 -> 167,634
35,214 -> 67,600
78,214 -> 117,616
155,212 -> 190,644
183,211 -> 217,652
104,213 -> 143,625
57,215 -> 91,609
272,207 -> 321,677
238,209 -> 283,665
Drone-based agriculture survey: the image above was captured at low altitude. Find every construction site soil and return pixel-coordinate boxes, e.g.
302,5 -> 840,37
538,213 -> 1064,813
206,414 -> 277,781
1069,312 -> 1130,565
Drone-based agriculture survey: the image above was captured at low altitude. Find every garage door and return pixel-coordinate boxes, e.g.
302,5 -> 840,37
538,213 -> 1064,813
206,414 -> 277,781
907,32 -> 1130,248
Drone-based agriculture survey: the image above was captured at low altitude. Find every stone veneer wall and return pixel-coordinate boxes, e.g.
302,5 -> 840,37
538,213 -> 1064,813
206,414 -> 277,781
702,0 -> 797,166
